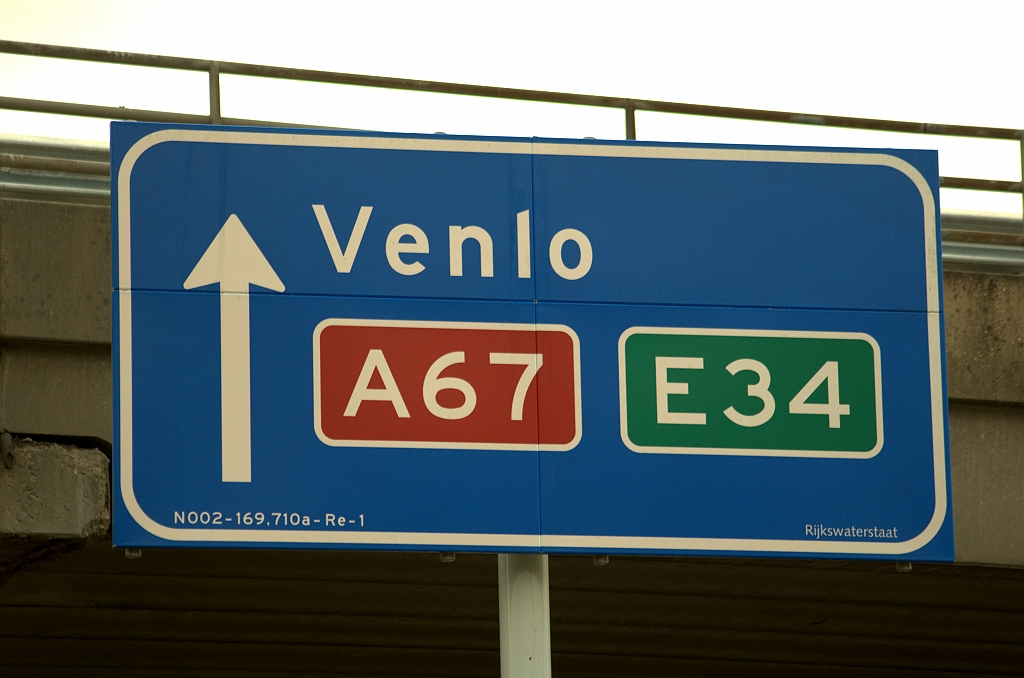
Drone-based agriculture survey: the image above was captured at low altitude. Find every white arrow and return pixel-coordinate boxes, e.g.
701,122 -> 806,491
184,214 -> 284,483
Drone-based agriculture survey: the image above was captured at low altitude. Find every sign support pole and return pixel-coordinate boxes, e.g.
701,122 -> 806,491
498,553 -> 552,678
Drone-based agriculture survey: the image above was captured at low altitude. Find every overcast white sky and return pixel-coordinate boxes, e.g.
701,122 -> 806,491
2,0 -> 1022,214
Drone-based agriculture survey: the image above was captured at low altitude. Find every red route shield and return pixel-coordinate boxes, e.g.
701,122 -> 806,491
314,320 -> 581,450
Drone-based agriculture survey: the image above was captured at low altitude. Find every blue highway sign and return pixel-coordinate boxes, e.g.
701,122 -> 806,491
113,123 -> 953,560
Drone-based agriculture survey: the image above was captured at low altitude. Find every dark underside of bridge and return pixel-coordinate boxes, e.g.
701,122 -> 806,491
0,540 -> 1021,677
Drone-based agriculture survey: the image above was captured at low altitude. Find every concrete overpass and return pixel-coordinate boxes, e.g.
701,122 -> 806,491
0,135 -> 1021,676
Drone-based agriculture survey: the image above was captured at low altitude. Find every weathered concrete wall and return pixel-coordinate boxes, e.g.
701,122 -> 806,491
0,198 -> 111,442
0,198 -> 110,344
0,341 -> 111,442
949,402 -> 1024,565
0,438 -> 109,538
943,272 -> 1023,566
0,437 -> 110,584
945,271 -> 1024,404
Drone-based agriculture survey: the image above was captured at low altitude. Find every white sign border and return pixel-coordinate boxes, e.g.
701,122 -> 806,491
116,129 -> 947,556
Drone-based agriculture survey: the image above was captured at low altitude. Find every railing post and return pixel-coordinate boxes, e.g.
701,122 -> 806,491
625,100 -> 636,140
209,61 -> 222,124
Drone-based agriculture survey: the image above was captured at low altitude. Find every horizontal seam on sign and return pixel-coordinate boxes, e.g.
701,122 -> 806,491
117,287 -> 940,316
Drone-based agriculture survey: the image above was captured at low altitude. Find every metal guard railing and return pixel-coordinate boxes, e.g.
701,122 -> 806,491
1,40 -> 1022,273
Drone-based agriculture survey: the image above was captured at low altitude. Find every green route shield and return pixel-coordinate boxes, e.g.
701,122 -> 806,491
619,328 -> 882,458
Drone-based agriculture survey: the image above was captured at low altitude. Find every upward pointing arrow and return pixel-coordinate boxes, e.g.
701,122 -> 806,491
185,215 -> 284,483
